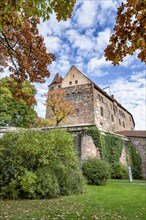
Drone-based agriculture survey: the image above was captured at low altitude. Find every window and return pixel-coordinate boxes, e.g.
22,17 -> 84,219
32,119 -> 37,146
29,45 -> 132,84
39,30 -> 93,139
119,119 -> 121,126
72,93 -> 76,100
75,80 -> 78,84
69,81 -> 72,85
111,114 -> 114,122
101,96 -> 104,103
66,94 -> 70,100
76,109 -> 80,114
123,121 -> 125,128
58,85 -> 60,88
97,94 -> 101,101
77,92 -> 82,100
100,122 -> 103,126
110,103 -> 112,109
100,107 -> 104,117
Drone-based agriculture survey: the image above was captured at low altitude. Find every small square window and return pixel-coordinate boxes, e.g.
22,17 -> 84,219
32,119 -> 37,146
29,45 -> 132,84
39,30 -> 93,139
75,80 -> 78,84
69,81 -> 72,85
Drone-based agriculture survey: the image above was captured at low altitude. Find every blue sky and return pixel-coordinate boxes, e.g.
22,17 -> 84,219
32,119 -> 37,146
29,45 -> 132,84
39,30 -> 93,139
35,0 -> 146,130
2,0 -> 145,130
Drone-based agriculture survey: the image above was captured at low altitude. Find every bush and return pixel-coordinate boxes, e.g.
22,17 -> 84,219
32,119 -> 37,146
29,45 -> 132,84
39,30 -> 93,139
0,128 -> 84,199
111,163 -> 128,179
82,158 -> 110,186
54,164 -> 85,195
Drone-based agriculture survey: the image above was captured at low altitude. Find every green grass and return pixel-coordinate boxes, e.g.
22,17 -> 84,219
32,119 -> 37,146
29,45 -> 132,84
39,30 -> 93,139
0,181 -> 146,220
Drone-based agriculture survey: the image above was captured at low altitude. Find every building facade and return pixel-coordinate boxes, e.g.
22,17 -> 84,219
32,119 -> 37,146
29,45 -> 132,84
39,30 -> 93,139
46,66 -> 135,132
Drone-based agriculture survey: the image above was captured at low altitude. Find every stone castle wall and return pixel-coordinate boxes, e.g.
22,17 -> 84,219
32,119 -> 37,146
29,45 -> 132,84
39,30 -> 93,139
0,126 -> 145,179
128,137 -> 146,179
93,88 -> 134,132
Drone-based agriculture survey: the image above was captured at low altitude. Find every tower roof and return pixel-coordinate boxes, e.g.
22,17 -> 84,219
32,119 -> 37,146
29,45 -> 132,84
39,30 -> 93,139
49,73 -> 63,86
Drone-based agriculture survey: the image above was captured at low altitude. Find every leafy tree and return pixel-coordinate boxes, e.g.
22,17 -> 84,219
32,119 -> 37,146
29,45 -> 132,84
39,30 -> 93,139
0,0 -> 76,98
0,77 -> 37,127
0,0 -> 76,30
46,89 -> 75,126
105,0 -> 146,64
0,17 -> 55,91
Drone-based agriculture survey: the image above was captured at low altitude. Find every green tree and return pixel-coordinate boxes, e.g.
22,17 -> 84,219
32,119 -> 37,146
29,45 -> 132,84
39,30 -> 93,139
0,77 -> 37,127
0,0 -> 76,31
105,0 -> 146,64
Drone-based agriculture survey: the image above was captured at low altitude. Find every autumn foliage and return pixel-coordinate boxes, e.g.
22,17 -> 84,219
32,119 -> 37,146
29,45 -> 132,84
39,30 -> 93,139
0,0 -> 76,100
105,0 -> 146,64
47,89 -> 74,126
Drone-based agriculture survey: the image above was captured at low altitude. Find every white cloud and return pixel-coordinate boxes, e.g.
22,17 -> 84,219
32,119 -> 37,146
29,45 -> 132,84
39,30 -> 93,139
74,1 -> 97,28
87,56 -> 112,73
38,13 -> 71,37
66,29 -> 94,50
110,71 -> 146,130
95,28 -> 112,54
44,36 -> 61,52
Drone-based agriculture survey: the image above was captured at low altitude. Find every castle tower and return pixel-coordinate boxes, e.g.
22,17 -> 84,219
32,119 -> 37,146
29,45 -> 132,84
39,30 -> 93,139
48,73 -> 63,91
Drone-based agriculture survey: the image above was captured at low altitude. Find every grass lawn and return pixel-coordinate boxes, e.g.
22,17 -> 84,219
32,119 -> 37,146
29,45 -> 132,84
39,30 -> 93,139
0,180 -> 145,220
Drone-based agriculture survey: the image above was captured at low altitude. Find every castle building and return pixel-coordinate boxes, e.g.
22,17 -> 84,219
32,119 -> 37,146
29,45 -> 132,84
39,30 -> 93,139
46,66 -> 135,132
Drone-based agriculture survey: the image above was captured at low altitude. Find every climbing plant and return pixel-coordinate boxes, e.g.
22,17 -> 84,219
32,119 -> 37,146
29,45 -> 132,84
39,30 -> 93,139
87,127 -> 123,165
128,142 -> 141,179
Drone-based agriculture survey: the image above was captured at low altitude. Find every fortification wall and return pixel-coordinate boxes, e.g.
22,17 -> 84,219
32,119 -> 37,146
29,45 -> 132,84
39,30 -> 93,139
0,126 -> 145,179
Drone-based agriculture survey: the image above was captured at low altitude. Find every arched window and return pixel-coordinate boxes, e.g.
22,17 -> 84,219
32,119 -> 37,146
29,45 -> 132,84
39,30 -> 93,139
72,93 -> 76,100
66,94 -> 70,100
77,92 -> 82,100
111,114 -> 114,122
100,107 -> 104,116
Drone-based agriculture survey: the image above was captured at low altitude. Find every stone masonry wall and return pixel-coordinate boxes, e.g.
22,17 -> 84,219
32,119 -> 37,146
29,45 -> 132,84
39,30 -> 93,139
93,88 -> 134,132
46,84 -> 95,126
128,137 -> 146,179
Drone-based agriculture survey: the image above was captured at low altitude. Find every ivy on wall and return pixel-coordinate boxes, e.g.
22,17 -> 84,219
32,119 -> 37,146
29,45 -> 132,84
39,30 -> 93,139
128,142 -> 141,179
87,126 -> 123,165
87,126 -> 142,179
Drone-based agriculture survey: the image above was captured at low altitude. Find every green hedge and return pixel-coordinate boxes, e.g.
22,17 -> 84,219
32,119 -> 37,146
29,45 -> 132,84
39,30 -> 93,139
0,128 -> 85,199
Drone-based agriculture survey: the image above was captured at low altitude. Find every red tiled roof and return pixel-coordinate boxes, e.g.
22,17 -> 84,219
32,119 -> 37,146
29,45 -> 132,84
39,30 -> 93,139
116,130 -> 146,138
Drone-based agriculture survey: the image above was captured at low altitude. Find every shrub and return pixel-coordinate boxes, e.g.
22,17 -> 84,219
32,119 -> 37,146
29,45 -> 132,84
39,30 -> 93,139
0,128 -> 84,199
82,158 -> 110,186
111,163 -> 128,179
35,167 -> 60,199
54,164 -> 85,195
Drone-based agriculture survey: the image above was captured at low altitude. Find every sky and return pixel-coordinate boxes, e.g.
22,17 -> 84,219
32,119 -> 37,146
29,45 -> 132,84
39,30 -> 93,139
2,0 -> 145,130
34,0 -> 146,130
